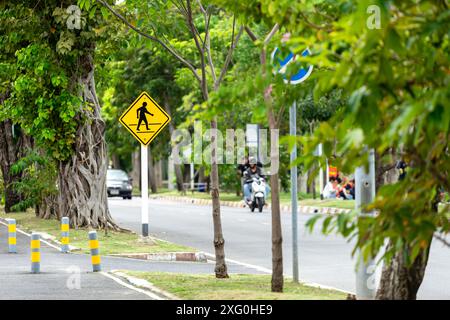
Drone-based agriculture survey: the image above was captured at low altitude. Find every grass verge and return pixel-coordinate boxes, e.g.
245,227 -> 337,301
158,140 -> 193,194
0,210 -> 195,255
296,199 -> 355,209
123,271 -> 347,300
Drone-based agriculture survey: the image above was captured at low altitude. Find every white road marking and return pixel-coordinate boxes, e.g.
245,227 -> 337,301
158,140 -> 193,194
0,220 -> 61,251
203,252 -> 272,274
100,271 -> 164,300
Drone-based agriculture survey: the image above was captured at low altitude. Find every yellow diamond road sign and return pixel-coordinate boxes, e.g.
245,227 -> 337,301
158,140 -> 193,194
119,92 -> 171,146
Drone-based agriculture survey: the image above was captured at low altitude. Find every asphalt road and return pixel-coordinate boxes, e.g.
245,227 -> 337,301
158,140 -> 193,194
0,222 -> 260,300
0,223 -> 152,300
109,197 -> 450,299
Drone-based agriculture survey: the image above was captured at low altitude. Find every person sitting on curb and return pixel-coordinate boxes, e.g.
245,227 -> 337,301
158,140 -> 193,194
322,177 -> 339,199
338,176 -> 355,200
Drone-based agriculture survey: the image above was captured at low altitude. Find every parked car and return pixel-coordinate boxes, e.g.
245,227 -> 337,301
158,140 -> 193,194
107,169 -> 133,199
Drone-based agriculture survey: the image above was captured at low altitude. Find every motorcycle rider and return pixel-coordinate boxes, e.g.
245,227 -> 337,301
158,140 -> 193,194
243,157 -> 270,204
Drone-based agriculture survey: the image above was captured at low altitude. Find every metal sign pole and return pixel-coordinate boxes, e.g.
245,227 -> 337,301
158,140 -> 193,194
290,101 -> 299,283
318,143 -> 324,198
141,144 -> 149,237
355,148 -> 377,299
256,124 -> 260,162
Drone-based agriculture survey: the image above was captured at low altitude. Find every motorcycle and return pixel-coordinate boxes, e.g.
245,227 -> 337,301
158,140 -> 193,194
246,176 -> 266,212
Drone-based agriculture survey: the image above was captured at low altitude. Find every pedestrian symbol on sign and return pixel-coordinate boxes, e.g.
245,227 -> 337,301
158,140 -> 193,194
119,92 -> 171,146
136,102 -> 154,132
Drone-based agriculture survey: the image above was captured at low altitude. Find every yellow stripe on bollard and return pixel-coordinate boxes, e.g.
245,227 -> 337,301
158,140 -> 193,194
89,240 -> 99,249
91,255 -> 101,265
88,231 -> 101,272
30,233 -> 41,273
31,252 -> 40,263
8,237 -> 16,245
60,217 -> 70,253
31,240 -> 40,249
8,224 -> 16,233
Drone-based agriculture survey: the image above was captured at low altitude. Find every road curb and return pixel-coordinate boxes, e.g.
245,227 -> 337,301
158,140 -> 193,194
109,251 -> 207,262
109,270 -> 180,300
150,195 -> 352,215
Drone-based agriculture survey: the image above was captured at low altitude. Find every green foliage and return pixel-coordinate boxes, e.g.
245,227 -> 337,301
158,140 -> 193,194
10,152 -> 58,212
7,43 -> 81,160
301,0 -> 449,264
214,0 -> 450,265
96,0 -> 260,190
2,0 -> 446,274
0,1 -> 115,214
0,1 -> 108,161
219,164 -> 241,194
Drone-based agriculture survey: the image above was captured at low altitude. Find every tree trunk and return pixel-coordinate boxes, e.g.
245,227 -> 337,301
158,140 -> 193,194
376,242 -> 431,300
0,113 -> 33,212
311,168 -> 317,199
154,160 -> 163,188
35,194 -> 58,220
111,154 -> 120,169
131,150 -> 140,189
375,149 -> 431,299
34,152 -> 58,219
270,172 -> 284,292
261,38 -> 283,292
174,160 -> 185,193
163,94 -> 185,192
198,166 -> 208,192
210,117 -> 229,278
58,54 -> 118,229
148,147 -> 157,194
306,169 -> 313,195
0,120 -> 21,212
183,164 -> 191,187
268,113 -> 283,292
375,151 -> 385,190
297,171 -> 306,194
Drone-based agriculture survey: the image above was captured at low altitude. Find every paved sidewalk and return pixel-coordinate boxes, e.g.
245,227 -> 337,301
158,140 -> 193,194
0,223 -> 263,300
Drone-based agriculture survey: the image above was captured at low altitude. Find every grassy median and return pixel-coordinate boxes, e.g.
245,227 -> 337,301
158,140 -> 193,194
0,210 -> 195,255
123,271 -> 347,300
147,188 -> 355,209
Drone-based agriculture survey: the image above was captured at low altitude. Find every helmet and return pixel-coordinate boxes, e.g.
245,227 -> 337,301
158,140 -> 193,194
248,156 -> 257,165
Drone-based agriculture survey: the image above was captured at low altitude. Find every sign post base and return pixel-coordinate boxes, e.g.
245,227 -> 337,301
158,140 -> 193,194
142,223 -> 149,237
